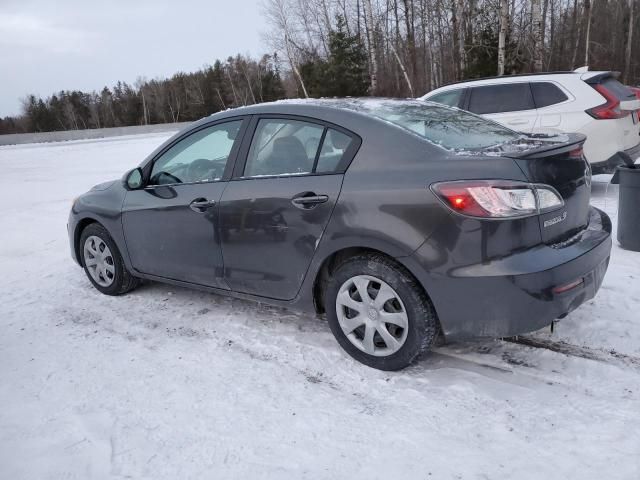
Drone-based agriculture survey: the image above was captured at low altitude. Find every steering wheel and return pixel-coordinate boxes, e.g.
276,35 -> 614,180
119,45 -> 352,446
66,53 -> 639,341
186,158 -> 220,182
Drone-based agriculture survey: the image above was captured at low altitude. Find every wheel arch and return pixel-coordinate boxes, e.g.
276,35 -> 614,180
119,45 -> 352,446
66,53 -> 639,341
73,217 -> 101,264
311,246 -> 438,321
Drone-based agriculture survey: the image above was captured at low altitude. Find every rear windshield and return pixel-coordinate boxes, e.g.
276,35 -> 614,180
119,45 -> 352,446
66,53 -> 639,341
601,78 -> 636,100
356,101 -> 521,150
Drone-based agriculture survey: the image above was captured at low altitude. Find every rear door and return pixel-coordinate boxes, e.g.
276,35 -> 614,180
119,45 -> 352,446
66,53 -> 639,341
466,83 -> 538,132
530,81 -> 571,132
219,116 -> 360,300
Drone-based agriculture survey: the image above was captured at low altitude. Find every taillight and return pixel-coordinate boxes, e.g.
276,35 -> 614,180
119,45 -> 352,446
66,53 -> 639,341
586,84 -> 629,120
431,180 -> 564,218
630,87 -> 640,114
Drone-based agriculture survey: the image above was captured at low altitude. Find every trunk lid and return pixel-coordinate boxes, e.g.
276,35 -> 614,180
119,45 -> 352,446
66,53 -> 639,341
504,134 -> 591,245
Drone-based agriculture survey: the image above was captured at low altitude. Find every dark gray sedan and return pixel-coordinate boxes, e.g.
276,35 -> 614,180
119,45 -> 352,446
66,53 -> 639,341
68,99 -> 611,370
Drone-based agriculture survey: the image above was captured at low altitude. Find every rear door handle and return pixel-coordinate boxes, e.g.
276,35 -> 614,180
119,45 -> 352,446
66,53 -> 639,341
189,197 -> 215,212
291,194 -> 329,209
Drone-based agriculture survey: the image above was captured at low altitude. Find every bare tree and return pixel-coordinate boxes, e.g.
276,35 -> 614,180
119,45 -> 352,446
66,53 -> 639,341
498,0 -> 509,75
363,0 -> 379,93
531,0 -> 543,71
263,0 -> 309,97
624,0 -> 635,83
583,0 -> 593,66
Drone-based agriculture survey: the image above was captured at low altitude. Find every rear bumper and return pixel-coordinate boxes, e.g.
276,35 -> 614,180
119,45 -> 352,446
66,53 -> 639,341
410,207 -> 612,340
592,142 -> 640,175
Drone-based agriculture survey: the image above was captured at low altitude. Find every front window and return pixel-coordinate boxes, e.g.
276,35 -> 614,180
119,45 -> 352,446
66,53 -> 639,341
150,120 -> 242,185
428,89 -> 464,107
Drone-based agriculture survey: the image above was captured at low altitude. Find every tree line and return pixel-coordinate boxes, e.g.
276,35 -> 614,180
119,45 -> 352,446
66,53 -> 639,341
265,0 -> 639,98
2,0 -> 638,135
0,55 -> 285,134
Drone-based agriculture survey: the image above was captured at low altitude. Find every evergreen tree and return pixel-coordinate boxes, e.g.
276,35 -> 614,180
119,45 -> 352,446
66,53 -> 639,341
323,15 -> 369,97
301,15 -> 369,98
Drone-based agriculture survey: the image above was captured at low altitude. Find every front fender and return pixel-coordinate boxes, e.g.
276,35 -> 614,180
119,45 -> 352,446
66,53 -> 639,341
68,182 -> 131,270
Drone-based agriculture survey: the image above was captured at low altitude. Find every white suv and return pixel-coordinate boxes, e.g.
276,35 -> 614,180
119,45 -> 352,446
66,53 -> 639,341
420,69 -> 640,173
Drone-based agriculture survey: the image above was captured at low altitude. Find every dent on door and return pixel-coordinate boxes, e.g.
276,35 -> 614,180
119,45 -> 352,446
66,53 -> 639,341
122,183 -> 228,288
219,175 -> 343,300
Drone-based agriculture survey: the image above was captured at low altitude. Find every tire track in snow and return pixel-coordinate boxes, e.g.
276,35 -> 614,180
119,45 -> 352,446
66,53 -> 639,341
505,335 -> 640,370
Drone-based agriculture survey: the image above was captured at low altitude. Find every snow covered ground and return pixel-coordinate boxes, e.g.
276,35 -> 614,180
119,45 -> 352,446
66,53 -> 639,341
0,133 -> 638,480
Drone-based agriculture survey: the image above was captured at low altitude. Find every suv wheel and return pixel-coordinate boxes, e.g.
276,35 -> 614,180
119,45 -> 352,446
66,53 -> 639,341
79,223 -> 139,296
325,254 -> 438,370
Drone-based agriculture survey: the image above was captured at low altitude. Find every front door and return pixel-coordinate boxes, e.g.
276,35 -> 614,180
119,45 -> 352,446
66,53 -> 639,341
122,119 -> 245,288
219,117 -> 357,300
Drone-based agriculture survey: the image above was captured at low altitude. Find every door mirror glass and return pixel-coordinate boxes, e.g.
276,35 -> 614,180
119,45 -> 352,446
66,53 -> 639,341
125,168 -> 144,190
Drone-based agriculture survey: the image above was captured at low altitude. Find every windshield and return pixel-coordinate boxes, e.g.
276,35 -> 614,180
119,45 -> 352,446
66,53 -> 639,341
355,100 -> 521,150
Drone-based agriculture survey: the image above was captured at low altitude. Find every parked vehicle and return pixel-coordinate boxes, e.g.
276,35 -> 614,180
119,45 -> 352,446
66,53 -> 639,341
421,70 -> 640,174
68,99 -> 612,370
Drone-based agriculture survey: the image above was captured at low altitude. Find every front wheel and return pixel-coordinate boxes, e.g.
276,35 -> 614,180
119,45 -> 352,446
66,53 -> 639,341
79,223 -> 139,295
325,254 -> 438,371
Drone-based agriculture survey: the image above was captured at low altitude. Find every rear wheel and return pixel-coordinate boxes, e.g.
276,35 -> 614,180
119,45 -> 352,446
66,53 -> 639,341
79,223 -> 138,295
325,254 -> 438,370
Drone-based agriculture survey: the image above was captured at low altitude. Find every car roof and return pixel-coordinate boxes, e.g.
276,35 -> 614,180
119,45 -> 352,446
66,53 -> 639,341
209,97 -> 423,116
421,70 -> 616,97
200,97 -> 440,129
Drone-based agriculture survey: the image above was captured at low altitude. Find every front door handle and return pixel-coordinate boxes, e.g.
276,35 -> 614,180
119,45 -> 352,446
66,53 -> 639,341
291,193 -> 329,209
189,197 -> 215,213
507,119 -> 529,125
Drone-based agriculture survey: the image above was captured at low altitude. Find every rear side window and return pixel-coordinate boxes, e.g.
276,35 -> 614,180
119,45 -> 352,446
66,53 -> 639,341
244,119 -> 355,177
600,78 -> 636,101
468,83 -> 534,114
316,129 -> 354,173
531,82 -> 568,108
427,89 -> 464,107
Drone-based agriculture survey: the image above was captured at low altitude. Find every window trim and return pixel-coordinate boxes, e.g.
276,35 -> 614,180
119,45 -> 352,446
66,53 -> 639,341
465,82 -> 536,114
231,114 -> 362,181
141,116 -> 251,188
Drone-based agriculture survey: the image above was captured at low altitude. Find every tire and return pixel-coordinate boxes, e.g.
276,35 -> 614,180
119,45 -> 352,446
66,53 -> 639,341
325,254 -> 438,371
79,223 -> 139,296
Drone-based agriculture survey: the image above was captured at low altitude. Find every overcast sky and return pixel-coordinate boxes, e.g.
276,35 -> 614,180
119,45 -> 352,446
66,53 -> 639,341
0,0 -> 265,116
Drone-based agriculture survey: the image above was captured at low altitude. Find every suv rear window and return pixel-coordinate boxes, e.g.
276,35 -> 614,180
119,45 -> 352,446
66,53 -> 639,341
468,83 -> 534,114
531,82 -> 568,108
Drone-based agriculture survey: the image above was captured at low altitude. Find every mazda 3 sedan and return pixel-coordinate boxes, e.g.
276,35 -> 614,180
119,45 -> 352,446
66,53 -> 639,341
68,99 -> 612,370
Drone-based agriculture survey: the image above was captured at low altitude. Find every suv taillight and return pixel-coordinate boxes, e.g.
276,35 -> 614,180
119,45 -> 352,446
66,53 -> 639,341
431,180 -> 564,218
630,87 -> 640,114
586,84 -> 630,120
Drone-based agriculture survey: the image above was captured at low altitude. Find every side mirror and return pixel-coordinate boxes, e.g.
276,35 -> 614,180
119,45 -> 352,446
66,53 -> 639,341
123,168 -> 144,190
